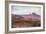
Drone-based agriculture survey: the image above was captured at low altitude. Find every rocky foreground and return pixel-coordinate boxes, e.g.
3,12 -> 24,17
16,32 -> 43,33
11,13 -> 41,28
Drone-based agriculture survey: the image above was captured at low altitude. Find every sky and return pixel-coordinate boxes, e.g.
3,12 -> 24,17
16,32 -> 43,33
11,5 -> 41,15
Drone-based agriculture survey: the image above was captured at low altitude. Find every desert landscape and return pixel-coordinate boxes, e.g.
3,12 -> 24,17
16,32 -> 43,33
11,13 -> 41,28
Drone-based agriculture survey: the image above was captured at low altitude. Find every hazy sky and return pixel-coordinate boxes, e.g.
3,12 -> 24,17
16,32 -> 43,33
11,5 -> 41,15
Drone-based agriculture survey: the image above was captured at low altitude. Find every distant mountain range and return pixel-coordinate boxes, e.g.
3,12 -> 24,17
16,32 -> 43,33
12,13 -> 41,21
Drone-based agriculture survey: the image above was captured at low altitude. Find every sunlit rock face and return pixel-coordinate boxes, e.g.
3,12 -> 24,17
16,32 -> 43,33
21,13 -> 40,21
11,13 -> 41,28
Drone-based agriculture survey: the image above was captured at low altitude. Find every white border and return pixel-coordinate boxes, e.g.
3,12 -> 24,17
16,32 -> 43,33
9,3 -> 43,31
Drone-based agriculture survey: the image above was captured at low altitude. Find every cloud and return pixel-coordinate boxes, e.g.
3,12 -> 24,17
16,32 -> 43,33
11,6 -> 41,15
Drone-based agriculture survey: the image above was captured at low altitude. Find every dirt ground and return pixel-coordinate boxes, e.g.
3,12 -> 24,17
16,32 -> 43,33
12,20 -> 40,28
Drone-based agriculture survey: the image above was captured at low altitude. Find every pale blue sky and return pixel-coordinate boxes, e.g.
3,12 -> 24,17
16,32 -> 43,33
11,5 -> 41,15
